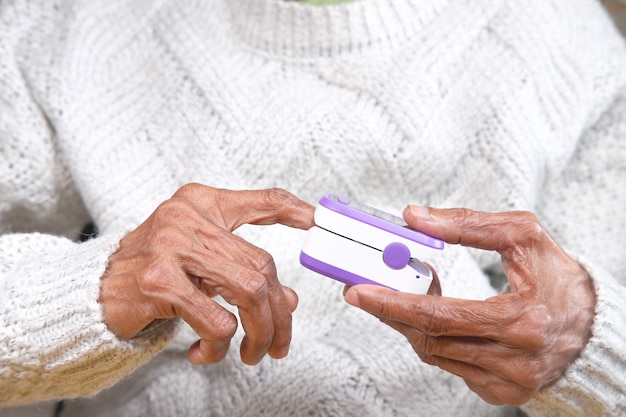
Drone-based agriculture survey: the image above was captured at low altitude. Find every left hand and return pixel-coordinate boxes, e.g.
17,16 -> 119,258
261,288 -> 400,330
343,206 -> 596,405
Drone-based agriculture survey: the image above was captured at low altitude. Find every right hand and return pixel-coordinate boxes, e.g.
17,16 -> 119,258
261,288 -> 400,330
99,184 -> 314,365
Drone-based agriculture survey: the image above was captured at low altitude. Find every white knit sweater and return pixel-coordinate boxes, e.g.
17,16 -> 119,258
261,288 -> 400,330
1,0 -> 626,416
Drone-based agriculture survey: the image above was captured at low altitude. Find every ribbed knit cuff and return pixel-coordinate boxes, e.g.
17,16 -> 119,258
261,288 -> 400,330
0,231 -> 178,407
522,258 -> 626,417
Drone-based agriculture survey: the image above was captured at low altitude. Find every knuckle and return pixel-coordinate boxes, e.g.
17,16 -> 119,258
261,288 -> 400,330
173,182 -> 206,200
504,364 -> 547,402
249,249 -> 276,274
486,381 -> 534,406
446,208 -> 479,234
148,225 -> 180,247
238,271 -> 269,302
375,293 -> 396,319
513,211 -> 547,242
501,355 -> 553,395
518,306 -> 553,349
139,258 -> 177,295
515,364 -> 547,390
212,311 -> 238,340
146,224 -> 186,249
154,198 -> 196,224
512,391 -> 535,406
420,335 -> 443,357
496,295 -> 551,346
453,207 -> 477,223
424,305 -> 450,337
264,187 -> 294,207
417,352 -> 437,366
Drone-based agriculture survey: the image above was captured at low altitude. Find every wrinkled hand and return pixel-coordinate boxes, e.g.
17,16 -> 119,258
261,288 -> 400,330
344,206 -> 596,405
100,184 -> 314,365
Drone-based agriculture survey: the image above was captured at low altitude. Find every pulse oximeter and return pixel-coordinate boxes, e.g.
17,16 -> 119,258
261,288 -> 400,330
300,193 -> 444,295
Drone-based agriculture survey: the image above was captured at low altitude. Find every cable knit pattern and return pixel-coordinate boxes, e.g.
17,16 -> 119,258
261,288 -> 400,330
1,0 -> 625,416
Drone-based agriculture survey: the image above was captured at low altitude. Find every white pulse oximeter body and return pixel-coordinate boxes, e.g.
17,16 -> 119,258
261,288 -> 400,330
300,193 -> 444,295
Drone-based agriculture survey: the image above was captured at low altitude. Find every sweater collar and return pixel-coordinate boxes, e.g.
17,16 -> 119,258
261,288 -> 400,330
228,0 -> 451,59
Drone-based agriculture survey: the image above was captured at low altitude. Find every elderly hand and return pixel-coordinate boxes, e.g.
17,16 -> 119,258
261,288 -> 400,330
343,206 -> 596,405
99,184 -> 314,366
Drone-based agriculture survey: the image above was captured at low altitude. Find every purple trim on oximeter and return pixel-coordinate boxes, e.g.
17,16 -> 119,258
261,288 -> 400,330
299,251 -> 395,290
320,194 -> 444,250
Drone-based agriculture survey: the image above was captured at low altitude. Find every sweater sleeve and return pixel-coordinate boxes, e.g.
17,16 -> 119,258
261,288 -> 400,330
522,89 -> 626,416
0,233 -> 178,407
0,1 -> 177,407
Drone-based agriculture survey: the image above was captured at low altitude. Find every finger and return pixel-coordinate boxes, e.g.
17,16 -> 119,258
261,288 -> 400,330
175,184 -> 315,231
464,380 -> 507,406
415,351 -> 506,404
380,317 -> 529,384
341,264 -> 439,300
189,255 -> 278,365
182,231 -> 289,364
402,206 -> 554,253
426,354 -> 533,406
425,263 -> 441,296
345,285 -> 537,342
403,206 -> 559,293
187,227 -> 294,363
219,187 -> 315,231
165,277 -> 239,365
247,255 -> 294,362
414,344 -> 531,404
235,256 -> 294,363
282,285 -> 299,312
463,378 -> 534,406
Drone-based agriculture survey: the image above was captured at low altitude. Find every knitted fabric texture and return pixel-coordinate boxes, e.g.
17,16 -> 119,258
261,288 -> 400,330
1,0 -> 626,416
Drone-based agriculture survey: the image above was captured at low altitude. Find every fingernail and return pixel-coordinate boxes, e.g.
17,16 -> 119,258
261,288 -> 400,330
344,288 -> 360,307
407,205 -> 431,220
